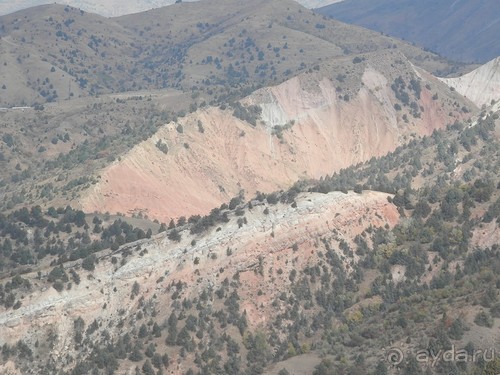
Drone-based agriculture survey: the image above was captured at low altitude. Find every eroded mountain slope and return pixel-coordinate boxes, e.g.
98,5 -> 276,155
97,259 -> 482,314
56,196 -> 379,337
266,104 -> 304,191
81,53 -> 472,222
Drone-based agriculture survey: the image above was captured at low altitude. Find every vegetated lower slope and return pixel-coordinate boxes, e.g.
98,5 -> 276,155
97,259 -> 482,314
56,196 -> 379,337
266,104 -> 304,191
0,0 -> 466,107
317,0 -> 500,64
80,49 -> 474,222
0,108 -> 498,374
440,57 -> 500,108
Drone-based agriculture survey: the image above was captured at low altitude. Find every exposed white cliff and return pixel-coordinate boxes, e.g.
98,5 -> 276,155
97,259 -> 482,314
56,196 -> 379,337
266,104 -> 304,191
440,57 -> 500,108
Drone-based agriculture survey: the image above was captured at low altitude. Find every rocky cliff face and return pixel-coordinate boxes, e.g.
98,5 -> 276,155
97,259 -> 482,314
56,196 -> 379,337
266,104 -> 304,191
440,57 -> 500,108
0,190 -> 398,373
80,58 -> 470,222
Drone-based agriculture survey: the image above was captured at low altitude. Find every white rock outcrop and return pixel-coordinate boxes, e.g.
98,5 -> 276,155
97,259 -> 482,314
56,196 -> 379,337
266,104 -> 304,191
440,57 -> 500,108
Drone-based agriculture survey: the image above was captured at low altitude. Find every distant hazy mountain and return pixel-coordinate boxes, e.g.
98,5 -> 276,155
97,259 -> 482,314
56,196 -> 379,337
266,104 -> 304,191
317,0 -> 500,63
0,0 -> 342,16
0,0 -> 198,17
295,0 -> 344,8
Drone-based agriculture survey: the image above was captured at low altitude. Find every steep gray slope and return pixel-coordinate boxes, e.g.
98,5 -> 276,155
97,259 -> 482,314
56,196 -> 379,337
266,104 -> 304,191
440,57 -> 500,107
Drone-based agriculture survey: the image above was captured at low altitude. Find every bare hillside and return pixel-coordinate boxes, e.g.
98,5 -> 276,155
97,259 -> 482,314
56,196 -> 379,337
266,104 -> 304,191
81,51 -> 473,221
